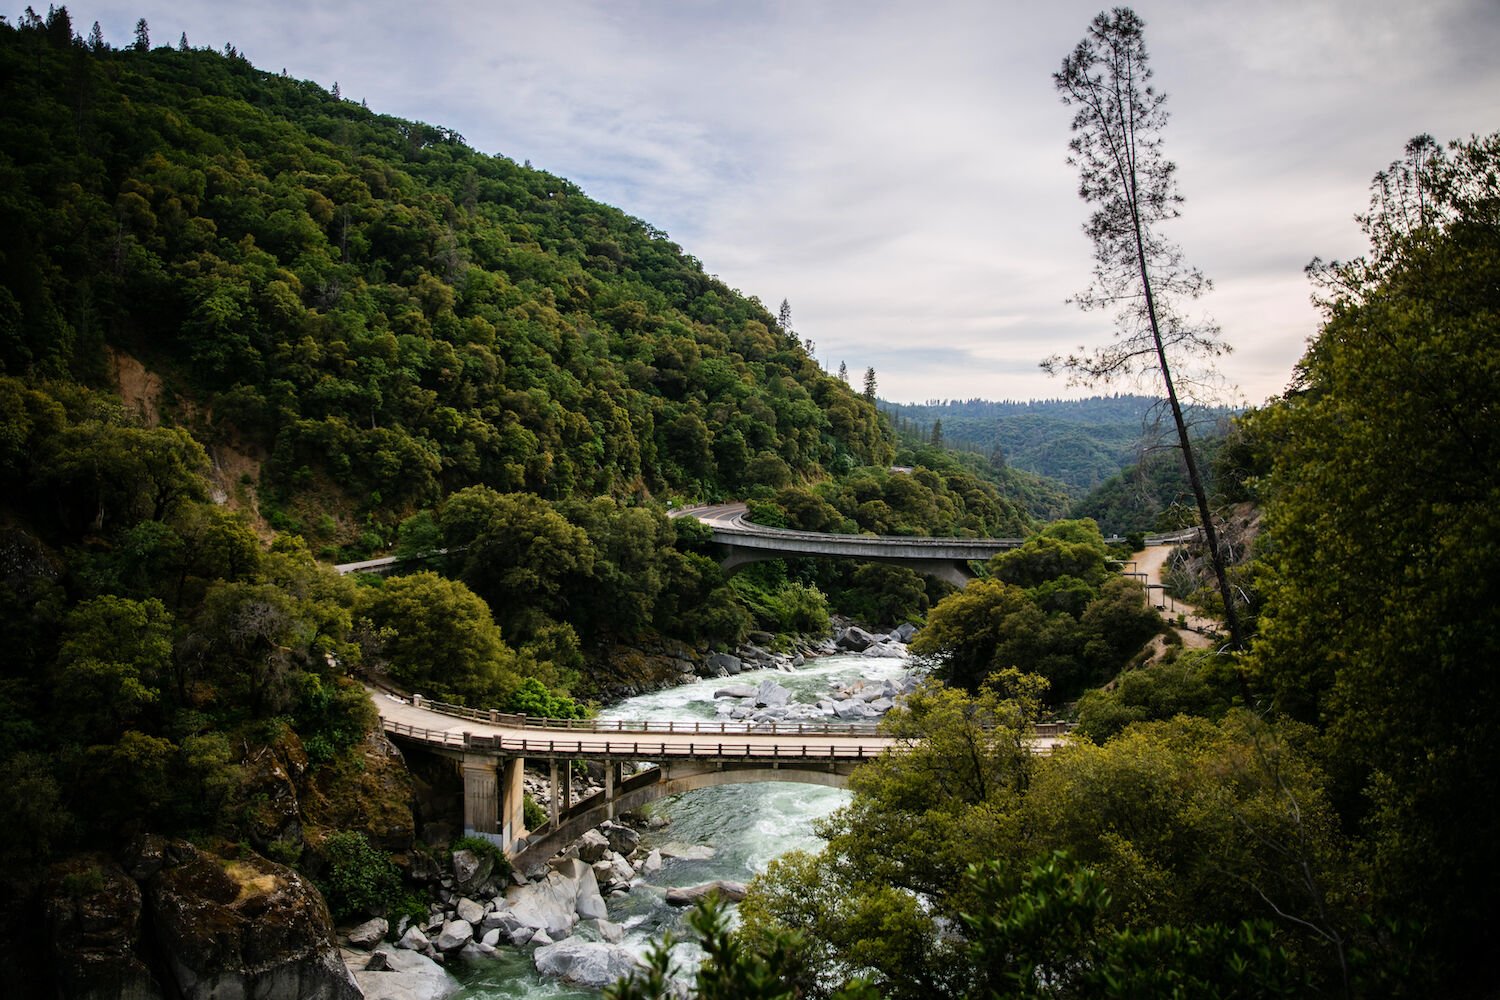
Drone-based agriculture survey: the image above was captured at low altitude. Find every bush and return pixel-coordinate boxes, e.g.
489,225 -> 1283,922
316,830 -> 407,922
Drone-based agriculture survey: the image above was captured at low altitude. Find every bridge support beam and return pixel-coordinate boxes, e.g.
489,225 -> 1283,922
500,757 -> 525,853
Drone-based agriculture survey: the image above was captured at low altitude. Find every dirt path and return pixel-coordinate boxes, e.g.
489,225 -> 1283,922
1127,545 -> 1216,650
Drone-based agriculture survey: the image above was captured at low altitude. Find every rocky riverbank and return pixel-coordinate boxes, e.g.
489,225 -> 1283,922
337,817 -> 750,993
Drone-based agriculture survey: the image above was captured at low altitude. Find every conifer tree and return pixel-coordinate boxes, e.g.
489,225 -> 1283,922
1049,6 -> 1244,649
132,17 -> 148,51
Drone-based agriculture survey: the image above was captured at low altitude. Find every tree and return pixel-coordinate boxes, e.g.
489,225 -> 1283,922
838,360 -> 848,383
178,31 -> 188,51
132,17 -> 148,51
862,366 -> 877,402
86,20 -> 103,51
1048,7 -> 1244,649
1251,132 -> 1500,991
930,419 -> 943,447
777,298 -> 793,335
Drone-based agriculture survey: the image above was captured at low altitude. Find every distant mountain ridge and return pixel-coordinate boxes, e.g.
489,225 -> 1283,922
880,395 -> 1234,496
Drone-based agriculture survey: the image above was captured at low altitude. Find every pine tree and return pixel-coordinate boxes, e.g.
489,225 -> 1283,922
87,20 -> 104,51
837,361 -> 848,383
1049,6 -> 1244,649
862,367 -> 877,402
132,17 -> 148,51
178,32 -> 188,51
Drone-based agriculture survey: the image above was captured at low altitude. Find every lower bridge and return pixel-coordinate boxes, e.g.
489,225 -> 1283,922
373,689 -> 1069,871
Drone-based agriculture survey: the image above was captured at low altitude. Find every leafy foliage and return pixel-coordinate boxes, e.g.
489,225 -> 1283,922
1250,131 -> 1500,991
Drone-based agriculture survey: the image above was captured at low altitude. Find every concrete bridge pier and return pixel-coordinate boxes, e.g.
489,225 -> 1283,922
462,753 -> 527,852
547,759 -> 577,827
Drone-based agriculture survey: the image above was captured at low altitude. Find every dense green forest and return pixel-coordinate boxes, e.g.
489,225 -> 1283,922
3,9 -> 1498,1000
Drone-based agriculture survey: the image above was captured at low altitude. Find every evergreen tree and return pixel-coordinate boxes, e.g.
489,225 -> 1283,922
1049,7 -> 1245,649
837,361 -> 848,383
178,31 -> 188,51
862,367 -> 877,402
132,17 -> 148,51
86,20 -> 104,51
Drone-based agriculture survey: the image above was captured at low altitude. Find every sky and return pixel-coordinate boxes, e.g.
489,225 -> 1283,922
55,0 -> 1500,405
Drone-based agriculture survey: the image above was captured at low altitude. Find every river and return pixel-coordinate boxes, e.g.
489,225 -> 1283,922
450,650 -> 913,998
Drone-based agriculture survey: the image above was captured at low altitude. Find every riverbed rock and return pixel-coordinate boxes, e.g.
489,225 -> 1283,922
658,842 -> 716,861
642,849 -> 663,874
576,829 -> 611,863
894,622 -> 919,642
344,945 -> 461,1000
834,700 -> 876,721
580,917 -> 625,944
450,848 -> 493,893
705,652 -> 742,675
836,626 -> 879,652
434,919 -> 473,952
454,896 -> 484,925
755,679 -> 792,707
863,640 -> 907,659
397,926 -> 429,951
713,684 -> 756,699
601,821 -> 641,855
665,881 -> 749,906
534,940 -> 643,989
347,916 -> 389,948
147,842 -> 359,1000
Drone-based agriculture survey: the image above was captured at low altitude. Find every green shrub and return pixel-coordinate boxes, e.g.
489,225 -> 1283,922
523,793 -> 547,830
317,830 -> 406,922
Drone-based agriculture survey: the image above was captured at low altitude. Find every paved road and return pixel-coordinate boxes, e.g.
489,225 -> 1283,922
371,689 -> 1069,758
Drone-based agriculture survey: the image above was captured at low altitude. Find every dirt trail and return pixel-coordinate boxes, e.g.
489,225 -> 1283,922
1127,545 -> 1216,650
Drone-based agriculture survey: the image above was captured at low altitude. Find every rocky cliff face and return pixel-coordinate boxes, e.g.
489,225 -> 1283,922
144,841 -> 360,1000
43,839 -> 360,1000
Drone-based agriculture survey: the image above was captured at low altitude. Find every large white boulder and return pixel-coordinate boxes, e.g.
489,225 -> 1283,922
344,946 -> 461,1000
533,940 -> 643,989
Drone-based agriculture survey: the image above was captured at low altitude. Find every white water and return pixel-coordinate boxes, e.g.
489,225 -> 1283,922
451,651 -> 911,998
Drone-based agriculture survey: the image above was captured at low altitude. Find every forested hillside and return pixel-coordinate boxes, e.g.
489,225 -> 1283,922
0,9 -> 890,552
881,395 -> 1233,495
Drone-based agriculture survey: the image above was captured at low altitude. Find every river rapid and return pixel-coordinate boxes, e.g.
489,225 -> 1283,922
450,650 -> 914,999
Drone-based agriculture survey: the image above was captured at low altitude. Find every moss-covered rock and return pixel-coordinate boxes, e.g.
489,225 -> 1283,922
44,855 -> 164,1000
145,841 -> 358,1000
302,730 -> 416,853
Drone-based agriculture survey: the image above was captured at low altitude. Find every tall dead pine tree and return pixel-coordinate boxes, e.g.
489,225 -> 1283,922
1048,7 -> 1245,649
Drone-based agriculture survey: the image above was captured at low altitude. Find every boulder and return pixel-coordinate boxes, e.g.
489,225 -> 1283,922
505,866 -> 588,935
658,842 -> 716,861
713,685 -> 756,700
834,701 -> 875,721
863,641 -> 907,659
748,630 -> 775,645
397,927 -> 430,951
345,945 -> 461,1000
450,849 -> 493,893
454,897 -> 484,926
836,626 -> 879,652
664,881 -> 749,906
45,855 -> 166,1000
575,829 -> 611,864
641,849 -> 663,874
508,926 -> 537,947
705,652 -> 742,676
146,842 -> 359,1000
533,940 -> 642,989
894,622 -> 919,642
347,916 -> 389,949
433,919 -> 473,952
754,679 -> 792,708
579,917 -> 625,944
601,822 -> 641,856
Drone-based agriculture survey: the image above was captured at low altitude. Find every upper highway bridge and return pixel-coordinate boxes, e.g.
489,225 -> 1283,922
671,503 -> 1029,587
374,690 -> 1069,870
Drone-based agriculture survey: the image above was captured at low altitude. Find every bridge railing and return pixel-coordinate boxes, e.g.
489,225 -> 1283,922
403,694 -> 888,737
380,718 -> 887,761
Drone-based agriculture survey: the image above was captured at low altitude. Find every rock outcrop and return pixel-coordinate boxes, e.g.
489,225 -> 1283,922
146,842 -> 359,1000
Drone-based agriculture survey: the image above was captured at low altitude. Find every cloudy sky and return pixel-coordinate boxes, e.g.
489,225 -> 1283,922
61,0 -> 1500,404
